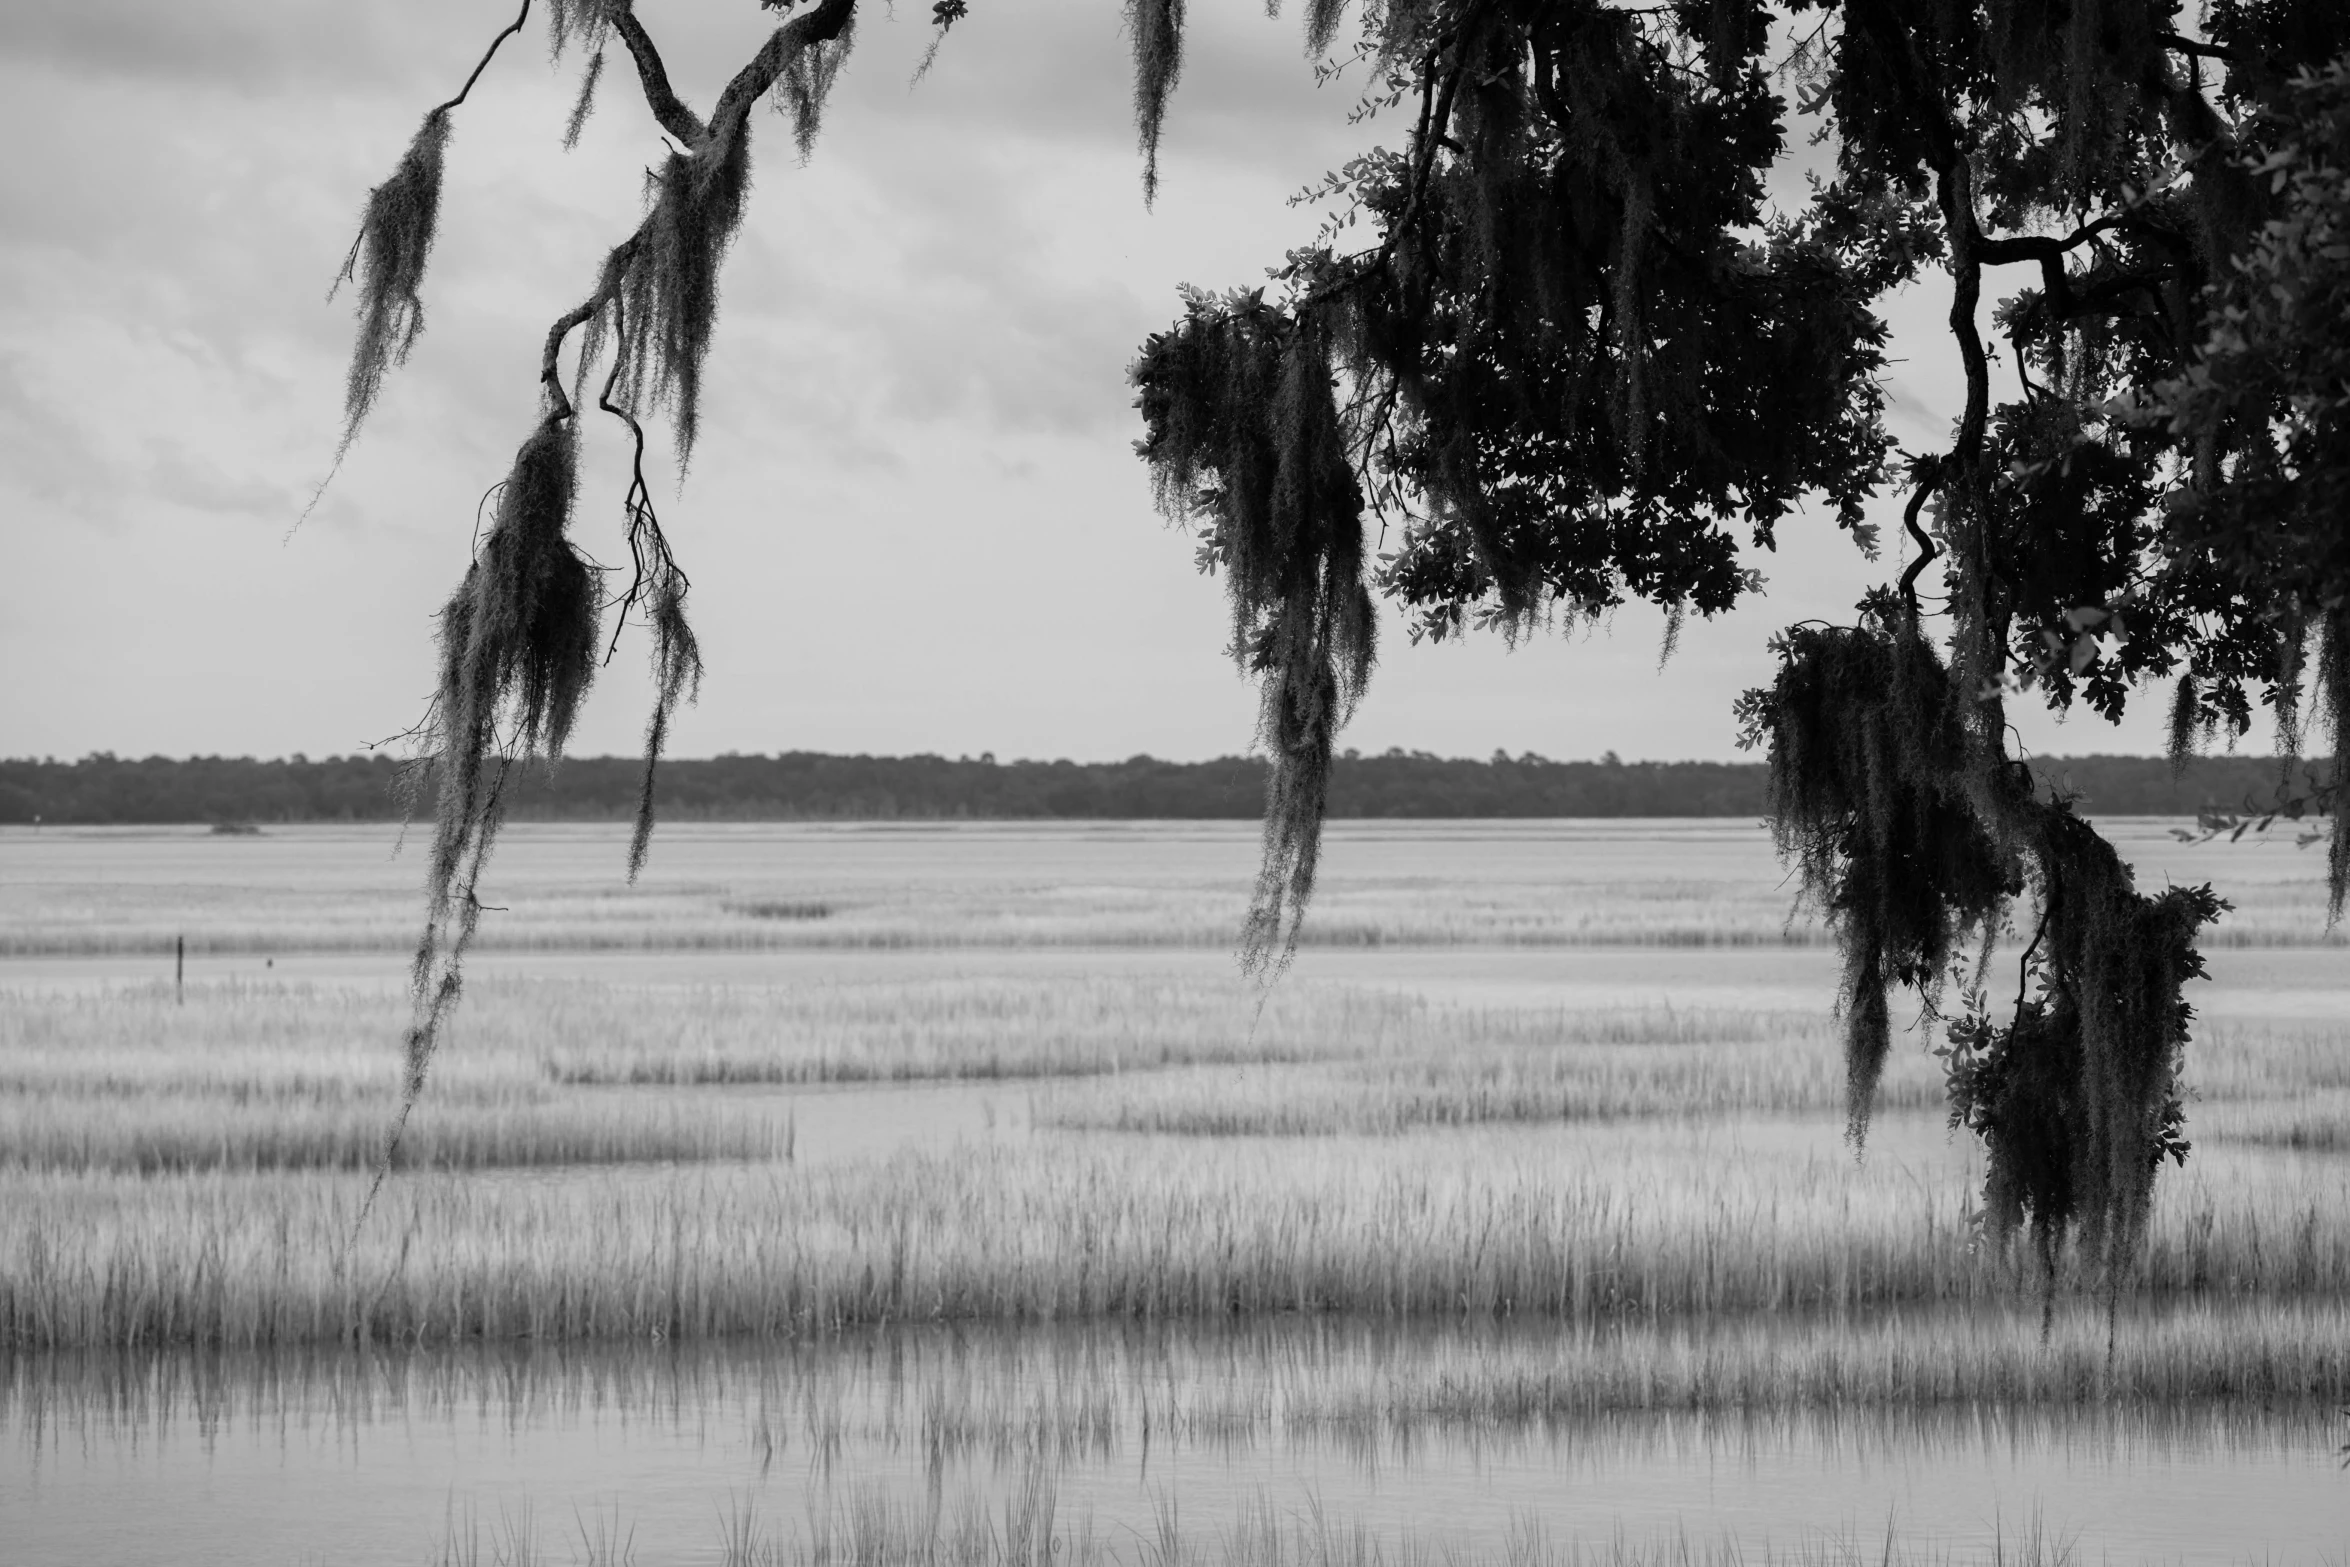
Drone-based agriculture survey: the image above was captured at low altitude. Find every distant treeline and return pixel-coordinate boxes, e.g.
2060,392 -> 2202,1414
0,750 -> 2330,825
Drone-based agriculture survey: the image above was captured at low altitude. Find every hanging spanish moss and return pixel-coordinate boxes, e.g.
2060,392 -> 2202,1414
2165,672 -> 2199,772
2271,612 -> 2309,764
2026,806 -> 2220,1267
609,119 -> 755,469
1127,0 -> 1185,204
1302,0 -> 1349,58
562,47 -> 606,150
1946,806 -> 2221,1283
383,411 -> 601,1211
1133,293 -> 1375,975
333,110 -> 451,453
546,0 -> 614,60
1742,601 -> 2015,1141
628,563 -> 702,882
596,314 -> 705,883
775,8 -> 857,159
322,1 -> 540,490
1941,989 -> 2082,1288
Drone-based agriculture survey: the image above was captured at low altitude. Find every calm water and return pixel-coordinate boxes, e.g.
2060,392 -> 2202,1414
4,1326 -> 2343,1566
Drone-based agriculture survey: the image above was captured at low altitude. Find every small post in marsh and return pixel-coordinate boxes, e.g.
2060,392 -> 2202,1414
175,935 -> 184,1005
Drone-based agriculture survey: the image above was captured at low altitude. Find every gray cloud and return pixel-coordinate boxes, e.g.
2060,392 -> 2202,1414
861,0 -> 1379,178
0,0 -> 463,95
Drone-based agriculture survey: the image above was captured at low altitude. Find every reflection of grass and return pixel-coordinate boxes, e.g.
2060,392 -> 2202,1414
415,1462 -> 2161,1566
725,1483 -> 2102,1567
10,1323 -> 2337,1459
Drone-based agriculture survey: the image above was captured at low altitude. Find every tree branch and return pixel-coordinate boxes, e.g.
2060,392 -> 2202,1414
539,298 -> 600,420
1941,161 -> 1990,468
1972,213 -> 2128,268
609,10 -> 709,147
434,0 -> 534,116
2158,32 -> 2241,66
1896,457 -> 1945,618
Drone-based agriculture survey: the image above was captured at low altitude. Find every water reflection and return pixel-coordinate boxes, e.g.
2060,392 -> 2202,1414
4,1318 -> 2340,1565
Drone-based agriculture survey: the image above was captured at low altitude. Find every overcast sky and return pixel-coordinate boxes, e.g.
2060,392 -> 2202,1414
0,0 -> 2204,763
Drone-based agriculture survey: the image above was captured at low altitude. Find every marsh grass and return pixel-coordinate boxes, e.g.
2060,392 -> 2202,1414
3,972 -> 1476,1099
1029,1038 -> 1929,1135
8,820 -> 2338,959
11,878 -> 2336,958
0,1090 -> 789,1174
1031,1016 -> 2350,1139
4,826 -> 2346,1386
6,1121 -> 2346,1354
1,969 -> 2346,1354
4,880 -> 1844,958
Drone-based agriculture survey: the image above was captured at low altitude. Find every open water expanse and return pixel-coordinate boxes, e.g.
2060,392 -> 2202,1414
2,821 -> 2345,1562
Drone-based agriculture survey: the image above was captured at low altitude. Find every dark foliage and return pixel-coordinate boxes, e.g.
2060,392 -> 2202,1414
1119,0 -> 2350,1279
2147,55 -> 2350,915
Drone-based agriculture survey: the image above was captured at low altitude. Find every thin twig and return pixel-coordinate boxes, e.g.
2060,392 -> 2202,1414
434,0 -> 535,116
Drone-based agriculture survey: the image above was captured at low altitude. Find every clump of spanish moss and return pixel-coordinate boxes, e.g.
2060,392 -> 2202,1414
1127,0 -> 1185,204
602,398 -> 705,883
1940,992 -> 2083,1287
629,566 -> 702,881
1945,805 -> 2221,1285
2023,806 -> 2220,1268
1302,0 -> 1349,58
334,110 -> 451,452
547,0 -> 616,149
610,121 -> 755,469
378,411 -> 602,1212
2164,672 -> 2199,774
1750,601 -> 2228,1280
1739,600 -> 2015,1141
562,47 -> 606,150
1134,292 -> 1375,976
775,8 -> 856,159
546,0 -> 616,60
